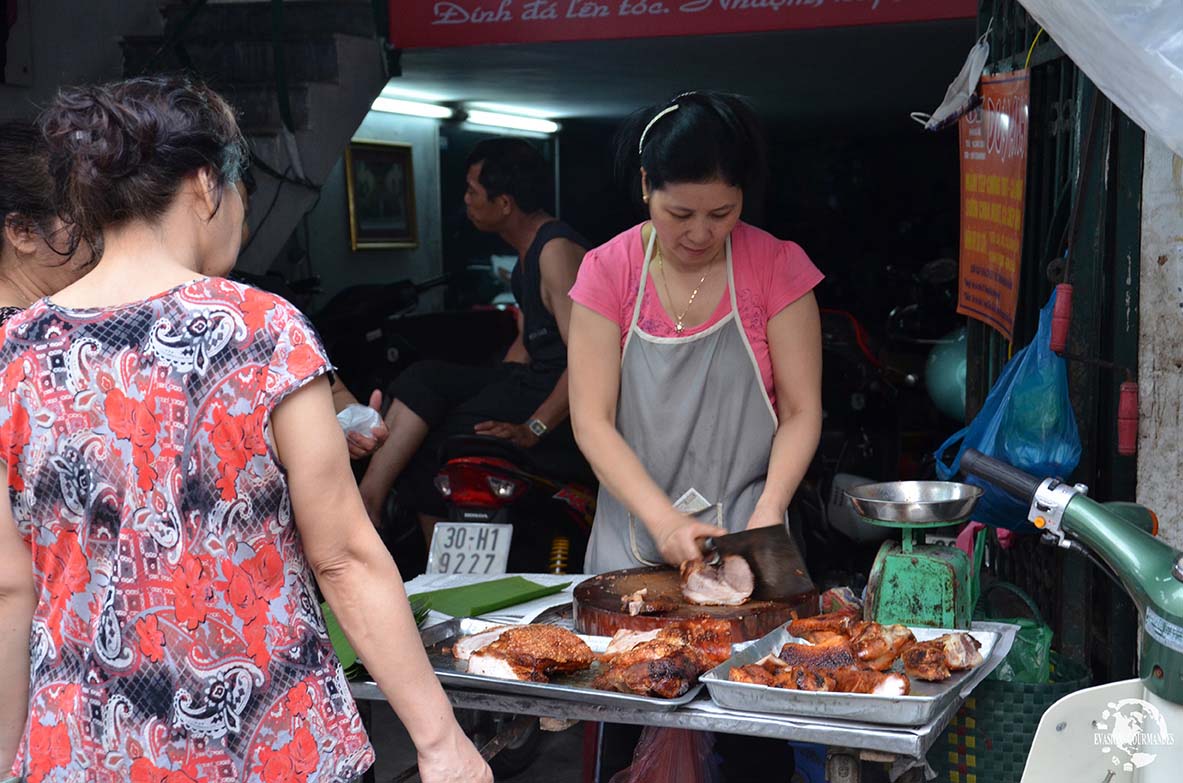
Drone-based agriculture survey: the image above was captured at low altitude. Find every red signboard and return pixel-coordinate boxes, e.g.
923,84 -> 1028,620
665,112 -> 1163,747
957,71 -> 1030,342
391,0 -> 977,49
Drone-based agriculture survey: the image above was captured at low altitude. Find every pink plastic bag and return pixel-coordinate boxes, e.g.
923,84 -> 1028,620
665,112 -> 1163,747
609,727 -> 718,783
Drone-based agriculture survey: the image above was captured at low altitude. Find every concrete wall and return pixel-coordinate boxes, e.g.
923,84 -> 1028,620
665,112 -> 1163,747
1137,134 -> 1183,550
301,112 -> 443,311
0,0 -> 161,121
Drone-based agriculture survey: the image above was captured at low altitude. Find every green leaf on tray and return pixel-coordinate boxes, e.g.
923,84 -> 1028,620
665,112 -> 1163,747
319,601 -> 357,670
410,576 -> 570,618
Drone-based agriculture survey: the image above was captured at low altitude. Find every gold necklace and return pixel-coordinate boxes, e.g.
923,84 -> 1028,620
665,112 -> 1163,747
657,245 -> 713,334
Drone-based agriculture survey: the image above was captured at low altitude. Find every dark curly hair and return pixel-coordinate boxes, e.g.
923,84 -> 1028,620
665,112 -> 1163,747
0,121 -> 57,252
38,75 -> 247,250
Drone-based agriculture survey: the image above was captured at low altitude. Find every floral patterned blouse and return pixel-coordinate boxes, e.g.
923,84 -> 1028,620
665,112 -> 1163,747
0,278 -> 373,783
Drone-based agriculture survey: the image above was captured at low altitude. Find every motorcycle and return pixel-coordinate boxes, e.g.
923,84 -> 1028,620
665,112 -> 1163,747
431,433 -> 595,575
958,449 -> 1183,782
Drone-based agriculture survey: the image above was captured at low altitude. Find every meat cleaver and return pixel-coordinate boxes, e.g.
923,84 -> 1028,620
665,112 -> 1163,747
701,525 -> 816,602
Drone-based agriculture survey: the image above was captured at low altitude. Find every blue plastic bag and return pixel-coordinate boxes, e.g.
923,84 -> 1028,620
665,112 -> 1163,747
935,291 -> 1081,530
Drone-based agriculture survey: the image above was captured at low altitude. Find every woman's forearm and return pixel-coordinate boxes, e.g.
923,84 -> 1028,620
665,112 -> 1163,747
313,544 -> 457,754
752,407 -> 822,524
0,593 -> 33,770
574,417 -> 678,537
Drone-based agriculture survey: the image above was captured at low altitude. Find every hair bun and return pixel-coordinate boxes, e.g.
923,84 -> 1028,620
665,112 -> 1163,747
38,76 -> 244,246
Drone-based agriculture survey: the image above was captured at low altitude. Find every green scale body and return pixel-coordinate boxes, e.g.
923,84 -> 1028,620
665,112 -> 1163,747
864,519 -> 982,629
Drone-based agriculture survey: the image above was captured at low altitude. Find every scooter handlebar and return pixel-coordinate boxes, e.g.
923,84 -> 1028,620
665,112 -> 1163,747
960,449 -> 1044,505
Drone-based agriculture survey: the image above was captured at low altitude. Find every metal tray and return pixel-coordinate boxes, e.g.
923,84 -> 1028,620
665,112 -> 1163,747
700,622 -> 1014,726
421,617 -> 705,711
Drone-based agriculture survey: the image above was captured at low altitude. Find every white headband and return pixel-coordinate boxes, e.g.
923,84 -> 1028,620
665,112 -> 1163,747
637,104 -> 680,156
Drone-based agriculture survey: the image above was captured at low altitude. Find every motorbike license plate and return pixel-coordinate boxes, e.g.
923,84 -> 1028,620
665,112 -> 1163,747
427,522 -> 513,575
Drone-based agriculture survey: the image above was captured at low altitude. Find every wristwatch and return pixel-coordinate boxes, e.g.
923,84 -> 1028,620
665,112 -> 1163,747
526,418 -> 548,437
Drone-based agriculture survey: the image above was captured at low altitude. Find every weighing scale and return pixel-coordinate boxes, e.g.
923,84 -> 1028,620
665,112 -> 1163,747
845,481 -> 985,629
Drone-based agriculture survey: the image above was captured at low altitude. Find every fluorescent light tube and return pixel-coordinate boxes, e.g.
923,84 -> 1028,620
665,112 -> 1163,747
371,97 -> 453,119
465,110 -> 559,134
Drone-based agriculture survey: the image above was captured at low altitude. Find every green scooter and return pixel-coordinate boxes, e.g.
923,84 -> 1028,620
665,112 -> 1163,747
959,449 -> 1183,781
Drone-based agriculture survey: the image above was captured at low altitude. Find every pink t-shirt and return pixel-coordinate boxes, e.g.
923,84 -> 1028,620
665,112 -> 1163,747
570,221 -> 824,407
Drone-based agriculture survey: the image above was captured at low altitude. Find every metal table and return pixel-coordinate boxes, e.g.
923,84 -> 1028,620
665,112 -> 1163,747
349,580 -> 1017,782
349,677 -> 962,758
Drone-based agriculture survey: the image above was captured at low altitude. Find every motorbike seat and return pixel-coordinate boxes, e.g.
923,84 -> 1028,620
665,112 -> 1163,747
438,433 -> 596,489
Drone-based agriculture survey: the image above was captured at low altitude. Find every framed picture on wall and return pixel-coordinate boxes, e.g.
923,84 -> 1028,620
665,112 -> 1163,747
345,139 -> 418,250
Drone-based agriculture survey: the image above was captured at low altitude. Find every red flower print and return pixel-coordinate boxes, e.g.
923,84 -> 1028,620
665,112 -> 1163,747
240,287 -> 276,334
5,401 -> 30,490
286,684 -> 312,717
205,402 -> 270,501
289,726 -> 320,776
256,748 -> 298,783
171,553 -> 214,631
285,342 -> 322,379
129,757 -> 197,783
35,531 -> 90,647
255,727 -> 319,783
220,543 -> 284,627
27,720 -> 71,783
105,387 -> 159,491
2,352 -> 27,392
136,615 -> 166,663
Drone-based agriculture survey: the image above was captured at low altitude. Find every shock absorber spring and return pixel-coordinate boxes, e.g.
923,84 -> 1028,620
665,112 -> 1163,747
548,537 -> 570,574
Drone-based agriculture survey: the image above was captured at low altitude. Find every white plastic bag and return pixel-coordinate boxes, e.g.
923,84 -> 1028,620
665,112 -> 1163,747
336,404 -> 382,437
1018,0 -> 1183,157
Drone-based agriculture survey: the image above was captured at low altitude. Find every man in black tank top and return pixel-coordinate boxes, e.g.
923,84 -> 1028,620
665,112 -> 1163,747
359,139 -> 589,537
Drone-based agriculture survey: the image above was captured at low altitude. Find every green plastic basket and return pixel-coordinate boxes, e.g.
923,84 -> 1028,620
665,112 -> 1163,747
928,652 -> 1091,783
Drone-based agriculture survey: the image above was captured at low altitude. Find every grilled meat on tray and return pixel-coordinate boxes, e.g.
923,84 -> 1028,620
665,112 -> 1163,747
595,618 -> 733,698
901,633 -> 984,682
461,624 -> 594,683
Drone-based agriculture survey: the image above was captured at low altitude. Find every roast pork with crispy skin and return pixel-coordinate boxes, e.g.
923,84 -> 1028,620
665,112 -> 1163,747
850,622 -> 916,671
594,618 -> 733,697
778,636 -> 857,669
463,624 -> 595,683
901,633 -> 983,682
680,556 -> 754,606
788,609 -> 859,643
833,667 -> 911,696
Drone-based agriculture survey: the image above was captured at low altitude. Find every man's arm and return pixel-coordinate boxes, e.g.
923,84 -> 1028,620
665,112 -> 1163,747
502,308 -> 529,364
474,238 -> 584,446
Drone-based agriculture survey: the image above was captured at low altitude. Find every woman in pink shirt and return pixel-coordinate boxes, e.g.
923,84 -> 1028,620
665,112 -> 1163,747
569,91 -> 824,573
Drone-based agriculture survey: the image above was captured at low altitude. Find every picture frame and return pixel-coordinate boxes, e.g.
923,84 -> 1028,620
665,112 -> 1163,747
345,139 -> 418,250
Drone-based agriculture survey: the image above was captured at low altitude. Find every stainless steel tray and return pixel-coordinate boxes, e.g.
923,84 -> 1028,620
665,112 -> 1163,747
421,617 -> 705,711
700,622 -> 1015,726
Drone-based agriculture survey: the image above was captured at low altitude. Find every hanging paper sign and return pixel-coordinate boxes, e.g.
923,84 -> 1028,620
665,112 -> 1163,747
390,0 -> 977,49
957,70 -> 1030,342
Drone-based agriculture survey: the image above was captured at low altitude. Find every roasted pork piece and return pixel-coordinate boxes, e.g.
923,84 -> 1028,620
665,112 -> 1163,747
461,624 -> 594,683
900,633 -> 983,682
594,618 -> 733,698
452,626 -> 510,661
620,588 -> 680,617
778,636 -> 857,669
604,628 -> 661,657
601,618 -> 732,667
849,622 -> 916,671
788,609 -> 859,643
680,556 -> 754,606
833,667 -> 911,696
728,662 -> 837,691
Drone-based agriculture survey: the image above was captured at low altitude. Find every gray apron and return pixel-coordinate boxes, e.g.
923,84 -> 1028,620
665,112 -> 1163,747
584,229 -> 780,573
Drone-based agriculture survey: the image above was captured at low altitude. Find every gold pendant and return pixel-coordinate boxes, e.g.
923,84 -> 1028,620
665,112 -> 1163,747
675,322 -> 684,334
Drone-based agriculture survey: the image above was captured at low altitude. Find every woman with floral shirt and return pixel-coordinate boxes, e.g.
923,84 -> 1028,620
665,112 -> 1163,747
0,76 -> 489,783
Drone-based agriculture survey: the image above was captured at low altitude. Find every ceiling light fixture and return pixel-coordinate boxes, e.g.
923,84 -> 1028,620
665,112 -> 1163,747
465,110 -> 559,134
371,96 -> 454,119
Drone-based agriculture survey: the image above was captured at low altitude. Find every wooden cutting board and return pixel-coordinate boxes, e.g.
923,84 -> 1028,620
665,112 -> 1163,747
573,566 -> 818,643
